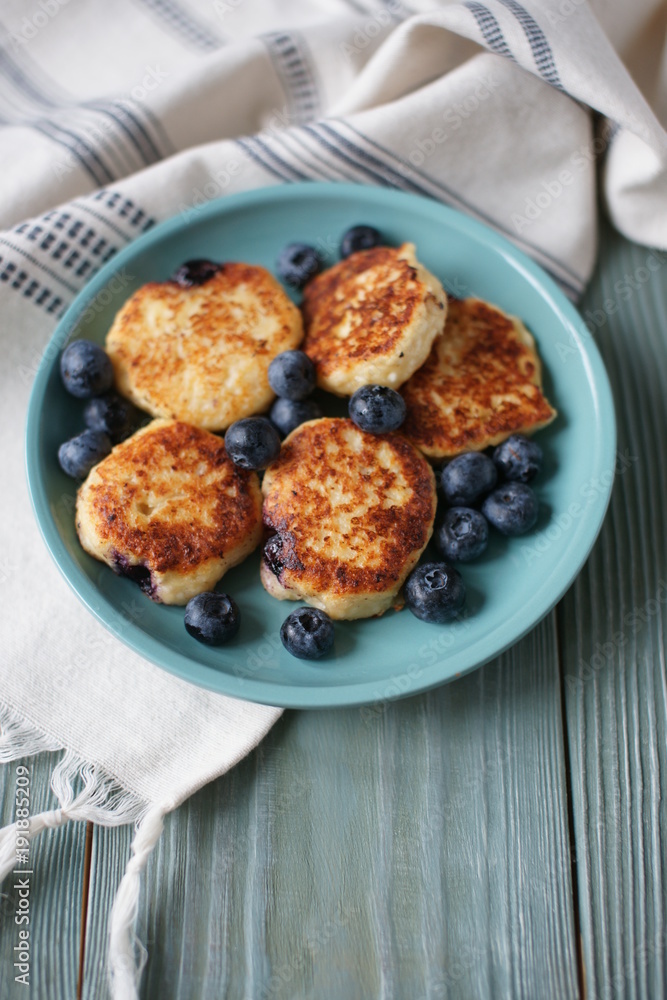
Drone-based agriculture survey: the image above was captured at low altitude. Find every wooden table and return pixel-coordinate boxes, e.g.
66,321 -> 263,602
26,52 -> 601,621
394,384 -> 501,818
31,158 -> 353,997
1,219 -> 666,1000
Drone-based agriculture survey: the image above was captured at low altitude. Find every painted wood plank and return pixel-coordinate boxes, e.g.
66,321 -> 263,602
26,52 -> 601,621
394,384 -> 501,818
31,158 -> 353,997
0,751 -> 86,1000
83,613 -> 577,999
560,223 -> 667,1000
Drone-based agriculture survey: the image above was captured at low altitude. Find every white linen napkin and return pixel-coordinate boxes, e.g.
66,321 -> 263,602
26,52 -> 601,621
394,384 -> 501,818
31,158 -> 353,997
1,1 -> 665,997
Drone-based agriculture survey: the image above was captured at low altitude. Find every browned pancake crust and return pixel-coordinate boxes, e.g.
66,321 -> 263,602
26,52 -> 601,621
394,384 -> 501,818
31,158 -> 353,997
302,245 -> 443,384
262,418 -> 436,602
106,263 -> 303,430
78,420 -> 260,575
401,297 -> 557,458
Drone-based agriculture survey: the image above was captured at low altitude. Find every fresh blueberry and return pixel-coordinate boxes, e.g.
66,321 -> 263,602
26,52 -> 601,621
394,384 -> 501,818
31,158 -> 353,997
184,592 -> 240,645
268,350 -> 316,400
493,434 -> 544,484
224,417 -> 281,469
440,452 -> 497,506
171,259 -> 222,287
60,340 -> 114,399
58,429 -> 111,479
437,507 -> 489,562
349,385 -> 406,434
270,397 -> 322,437
83,392 -> 141,443
482,482 -> 539,536
280,606 -> 335,660
404,562 -> 466,623
340,225 -> 382,259
276,243 -> 322,290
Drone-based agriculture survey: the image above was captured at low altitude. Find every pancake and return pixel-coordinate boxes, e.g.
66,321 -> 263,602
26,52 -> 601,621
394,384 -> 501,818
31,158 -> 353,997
106,263 -> 303,431
261,417 -> 436,620
76,418 -> 262,604
400,296 -> 557,459
302,243 -> 447,396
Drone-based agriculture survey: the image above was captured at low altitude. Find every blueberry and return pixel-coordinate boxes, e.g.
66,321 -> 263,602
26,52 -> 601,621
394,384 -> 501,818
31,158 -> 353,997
437,507 -> 489,562
60,340 -> 114,399
440,452 -> 497,506
270,397 -> 322,437
404,562 -> 466,623
349,385 -> 406,434
276,243 -> 322,290
493,434 -> 543,483
340,225 -> 382,259
58,429 -> 111,479
268,350 -> 316,400
280,606 -> 334,660
83,392 -> 141,443
482,482 -> 539,536
224,417 -> 281,469
171,259 -> 222,287
184,592 -> 240,645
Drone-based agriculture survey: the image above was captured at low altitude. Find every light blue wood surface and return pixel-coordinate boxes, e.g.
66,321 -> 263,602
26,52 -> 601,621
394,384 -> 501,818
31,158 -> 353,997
0,753 -> 85,1000
80,618 -> 578,1000
1,223 -> 666,999
560,220 -> 667,1000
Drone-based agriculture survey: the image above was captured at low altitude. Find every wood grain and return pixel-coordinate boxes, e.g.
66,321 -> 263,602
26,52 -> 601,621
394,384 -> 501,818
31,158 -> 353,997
559,224 -> 667,1000
15,226 -> 667,1000
0,752 -> 86,1000
82,614 -> 578,999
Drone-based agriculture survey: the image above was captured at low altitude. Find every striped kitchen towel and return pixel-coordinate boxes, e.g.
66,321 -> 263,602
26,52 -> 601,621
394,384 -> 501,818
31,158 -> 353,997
0,1 -> 665,997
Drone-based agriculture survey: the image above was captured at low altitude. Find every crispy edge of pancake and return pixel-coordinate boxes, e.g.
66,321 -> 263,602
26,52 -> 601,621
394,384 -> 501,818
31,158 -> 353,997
401,297 -> 557,459
260,417 -> 437,619
302,243 -> 447,396
106,263 -> 303,431
75,418 -> 262,604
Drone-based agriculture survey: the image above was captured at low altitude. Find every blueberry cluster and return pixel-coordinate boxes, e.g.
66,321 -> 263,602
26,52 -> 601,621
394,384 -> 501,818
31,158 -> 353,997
403,435 -> 545,623
58,339 -> 141,479
268,350 -> 322,437
275,224 -> 383,291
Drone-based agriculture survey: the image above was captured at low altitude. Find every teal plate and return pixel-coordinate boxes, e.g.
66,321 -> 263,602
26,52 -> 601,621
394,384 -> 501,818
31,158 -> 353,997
25,183 -> 616,708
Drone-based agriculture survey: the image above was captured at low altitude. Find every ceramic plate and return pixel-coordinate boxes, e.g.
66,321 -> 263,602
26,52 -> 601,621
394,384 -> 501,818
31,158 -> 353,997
25,183 -> 616,707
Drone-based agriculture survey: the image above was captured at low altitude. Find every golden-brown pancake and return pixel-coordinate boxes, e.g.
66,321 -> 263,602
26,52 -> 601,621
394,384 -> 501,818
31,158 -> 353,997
260,417 -> 436,619
106,263 -> 303,431
401,296 -> 556,459
302,243 -> 446,396
76,418 -> 262,604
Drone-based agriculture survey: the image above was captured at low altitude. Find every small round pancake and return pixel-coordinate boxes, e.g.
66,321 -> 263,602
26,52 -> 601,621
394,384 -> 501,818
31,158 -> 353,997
261,417 -> 436,620
76,418 -> 262,605
302,243 -> 447,396
401,297 -> 557,459
106,263 -> 303,431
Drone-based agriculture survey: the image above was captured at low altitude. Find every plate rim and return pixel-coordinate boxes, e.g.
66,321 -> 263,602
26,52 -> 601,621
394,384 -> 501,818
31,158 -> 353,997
25,181 -> 617,708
